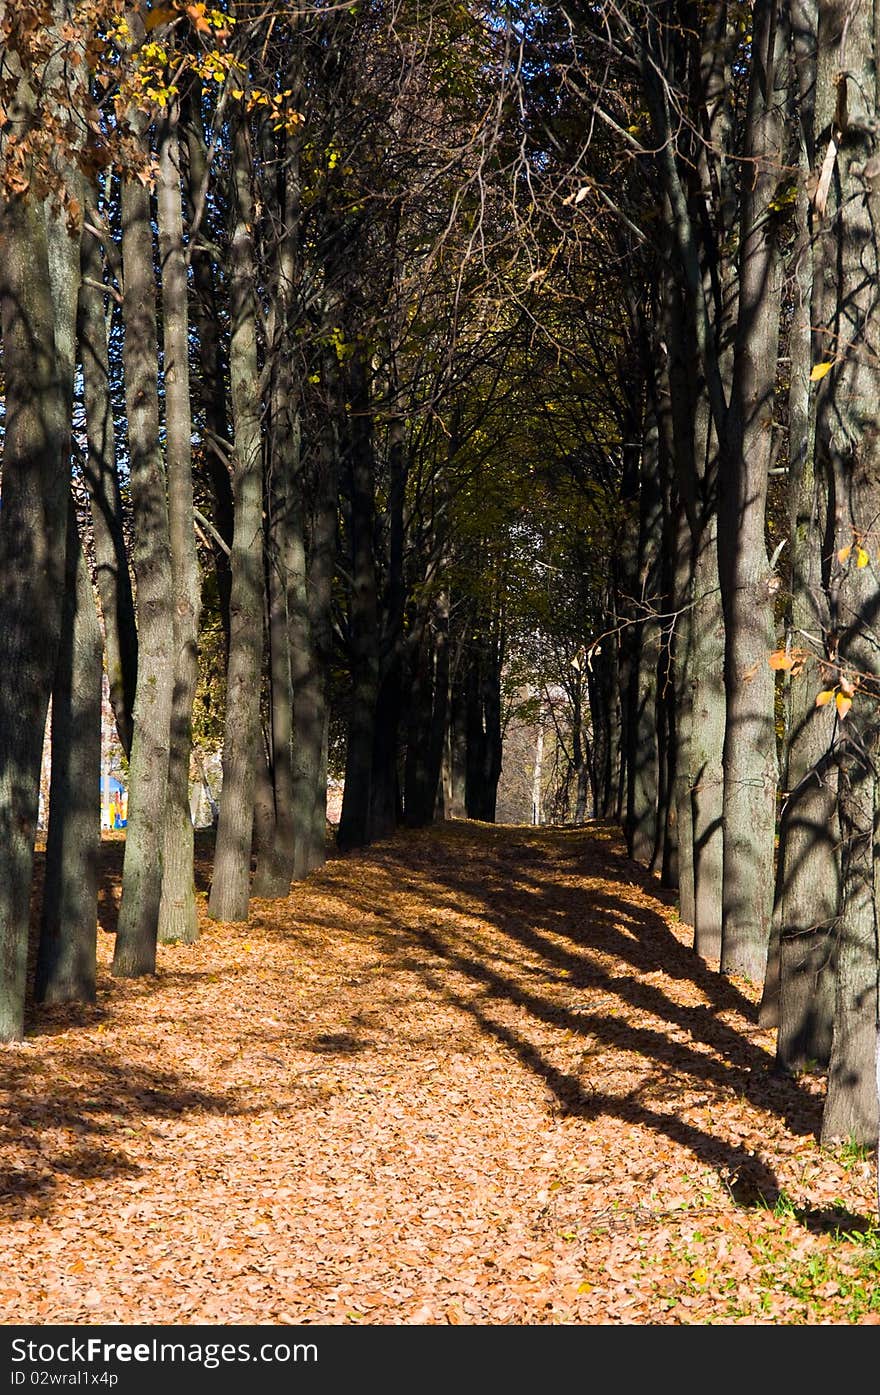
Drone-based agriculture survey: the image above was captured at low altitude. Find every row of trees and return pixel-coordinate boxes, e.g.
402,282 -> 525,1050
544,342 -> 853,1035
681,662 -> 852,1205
0,0 -> 576,1035
548,0 -> 879,1147
1,1 -> 877,1150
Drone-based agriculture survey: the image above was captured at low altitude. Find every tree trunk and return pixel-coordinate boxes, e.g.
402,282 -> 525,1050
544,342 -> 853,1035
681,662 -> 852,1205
158,105 -> 201,945
689,510 -> 726,962
764,33 -> 838,1056
718,0 -> 785,981
817,0 -> 880,1146
628,381 -> 663,864
36,515 -> 102,1005
301,374 -> 339,874
184,85 -> 234,647
464,623 -> 503,822
822,756 -> 879,1146
113,126 -> 176,979
78,203 -> 138,757
338,345 -> 381,851
447,675 -> 468,818
35,137 -> 98,1008
0,129 -> 75,1038
370,412 -> 407,839
208,116 -> 266,923
252,511 -> 296,897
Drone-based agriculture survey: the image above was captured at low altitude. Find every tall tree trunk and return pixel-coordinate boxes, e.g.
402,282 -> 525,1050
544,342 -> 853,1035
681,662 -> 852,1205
656,414 -> 680,883
763,24 -> 838,1053
36,515 -> 102,1005
208,116 -> 266,923
427,588 -> 451,816
718,0 -> 786,981
628,380 -> 663,864
184,85 -> 234,647
35,133 -> 98,1007
253,137 -> 301,898
671,534 -> 695,922
0,90 -> 75,1037
113,125 -> 175,978
404,617 -> 434,827
464,621 -> 503,822
370,412 -> 407,839
447,673 -> 468,818
338,345 -> 381,851
78,205 -> 138,757
252,501 -> 296,897
158,104 -> 201,945
300,370 -> 339,876
690,508 -> 726,961
817,0 -> 880,1146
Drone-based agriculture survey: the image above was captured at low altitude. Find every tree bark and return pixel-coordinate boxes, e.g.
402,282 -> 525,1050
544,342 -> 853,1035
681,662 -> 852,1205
113,124 -> 176,978
763,29 -> 838,1056
36,514 -> 102,1005
816,0 -> 880,1146
252,153 -> 301,898
158,104 -> 201,945
301,370 -> 339,874
718,0 -> 786,981
690,509 -> 726,962
338,344 -> 381,851
35,135 -> 98,1008
183,85 -> 234,647
628,377 -> 663,864
208,115 -> 266,923
0,117 -> 75,1038
78,203 -> 138,757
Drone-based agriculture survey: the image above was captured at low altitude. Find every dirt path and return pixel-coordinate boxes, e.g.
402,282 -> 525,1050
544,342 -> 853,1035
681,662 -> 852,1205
1,823 -> 877,1324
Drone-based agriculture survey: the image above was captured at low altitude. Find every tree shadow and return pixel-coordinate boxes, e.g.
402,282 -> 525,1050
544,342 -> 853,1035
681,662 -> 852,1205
322,822 -> 856,1227
0,1051 -> 243,1219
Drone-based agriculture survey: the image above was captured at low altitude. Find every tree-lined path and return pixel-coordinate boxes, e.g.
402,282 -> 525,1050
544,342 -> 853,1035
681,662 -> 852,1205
1,823 -> 876,1325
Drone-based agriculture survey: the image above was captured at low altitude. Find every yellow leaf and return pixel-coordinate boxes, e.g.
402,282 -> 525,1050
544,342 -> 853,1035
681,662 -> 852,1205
811,360 -> 833,381
692,1268 -> 709,1286
815,689 -> 835,707
577,1282 -> 593,1293
838,544 -> 852,564
836,692 -> 852,719
856,546 -> 870,568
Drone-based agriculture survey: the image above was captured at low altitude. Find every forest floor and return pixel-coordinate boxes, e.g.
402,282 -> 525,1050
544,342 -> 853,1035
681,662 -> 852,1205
1,820 -> 878,1326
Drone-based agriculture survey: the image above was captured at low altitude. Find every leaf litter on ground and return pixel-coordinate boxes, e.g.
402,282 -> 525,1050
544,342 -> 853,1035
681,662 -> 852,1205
1,821 -> 877,1325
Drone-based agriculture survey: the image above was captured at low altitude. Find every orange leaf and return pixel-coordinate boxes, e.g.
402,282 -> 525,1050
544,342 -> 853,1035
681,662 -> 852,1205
838,544 -> 852,564
836,692 -> 852,719
769,650 -> 795,671
815,689 -> 835,707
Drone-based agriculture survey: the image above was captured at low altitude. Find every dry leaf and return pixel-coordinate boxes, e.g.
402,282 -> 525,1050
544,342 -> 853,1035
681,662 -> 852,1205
3,824 -> 874,1330
769,650 -> 794,672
